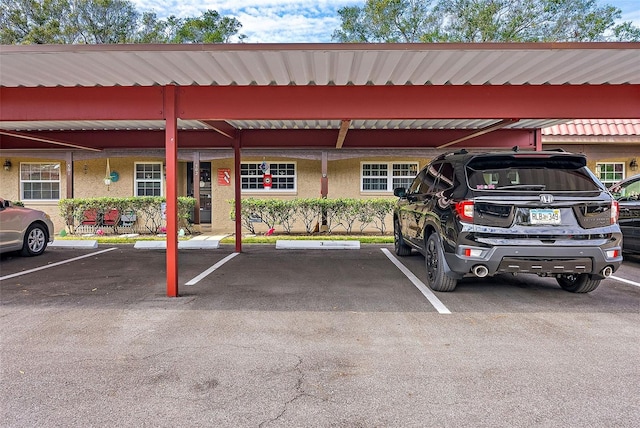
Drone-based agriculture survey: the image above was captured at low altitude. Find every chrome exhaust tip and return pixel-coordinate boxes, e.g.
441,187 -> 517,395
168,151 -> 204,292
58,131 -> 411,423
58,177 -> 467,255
601,266 -> 613,278
472,265 -> 489,278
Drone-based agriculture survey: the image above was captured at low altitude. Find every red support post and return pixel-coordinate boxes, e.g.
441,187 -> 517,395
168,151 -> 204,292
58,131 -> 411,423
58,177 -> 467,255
234,138 -> 242,253
164,85 -> 179,297
534,128 -> 543,151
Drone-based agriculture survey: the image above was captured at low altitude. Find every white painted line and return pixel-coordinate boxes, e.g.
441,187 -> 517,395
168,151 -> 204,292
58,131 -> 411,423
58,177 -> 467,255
0,248 -> 117,281
381,248 -> 452,314
185,252 -> 240,286
609,275 -> 640,288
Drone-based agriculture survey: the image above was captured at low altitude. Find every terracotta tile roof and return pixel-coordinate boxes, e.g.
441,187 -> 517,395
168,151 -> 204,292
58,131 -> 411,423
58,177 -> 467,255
542,119 -> 640,136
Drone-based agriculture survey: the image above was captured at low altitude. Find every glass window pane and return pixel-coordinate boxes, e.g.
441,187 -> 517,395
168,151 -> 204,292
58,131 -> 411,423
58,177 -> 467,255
20,163 -> 61,200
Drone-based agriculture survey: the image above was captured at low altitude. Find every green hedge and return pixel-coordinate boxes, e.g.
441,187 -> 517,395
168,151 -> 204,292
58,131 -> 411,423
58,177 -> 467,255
229,198 -> 395,235
59,196 -> 196,234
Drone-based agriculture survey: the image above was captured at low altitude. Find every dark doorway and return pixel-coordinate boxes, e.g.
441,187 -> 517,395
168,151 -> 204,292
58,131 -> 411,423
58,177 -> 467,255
187,161 -> 212,224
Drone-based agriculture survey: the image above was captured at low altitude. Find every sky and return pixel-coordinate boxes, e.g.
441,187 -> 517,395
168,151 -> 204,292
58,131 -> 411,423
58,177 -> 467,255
131,0 -> 640,43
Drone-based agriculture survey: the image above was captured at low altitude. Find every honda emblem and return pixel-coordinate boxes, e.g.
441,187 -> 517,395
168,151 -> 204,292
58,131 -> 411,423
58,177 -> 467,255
540,194 -> 554,204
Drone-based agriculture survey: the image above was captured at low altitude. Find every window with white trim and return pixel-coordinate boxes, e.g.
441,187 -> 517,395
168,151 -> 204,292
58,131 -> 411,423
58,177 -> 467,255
135,162 -> 163,196
596,162 -> 624,185
361,162 -> 419,192
241,162 -> 296,191
20,163 -> 61,200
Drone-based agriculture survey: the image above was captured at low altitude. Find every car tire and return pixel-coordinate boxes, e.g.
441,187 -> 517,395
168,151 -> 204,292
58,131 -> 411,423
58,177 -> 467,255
425,233 -> 457,292
556,273 -> 601,293
394,219 -> 411,256
21,223 -> 48,256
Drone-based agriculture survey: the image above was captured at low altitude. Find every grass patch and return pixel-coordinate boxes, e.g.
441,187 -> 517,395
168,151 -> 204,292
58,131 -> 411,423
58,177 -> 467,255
220,234 -> 393,245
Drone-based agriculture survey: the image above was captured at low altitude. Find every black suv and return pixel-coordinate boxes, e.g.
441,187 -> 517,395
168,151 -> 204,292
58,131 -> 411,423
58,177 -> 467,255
393,149 -> 623,293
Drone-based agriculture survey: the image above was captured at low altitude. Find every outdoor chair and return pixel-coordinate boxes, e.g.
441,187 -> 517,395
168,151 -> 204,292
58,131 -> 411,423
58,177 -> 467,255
79,209 -> 99,233
102,209 -> 120,233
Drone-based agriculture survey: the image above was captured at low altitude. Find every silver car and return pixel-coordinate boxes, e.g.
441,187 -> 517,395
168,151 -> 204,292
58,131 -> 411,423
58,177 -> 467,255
0,198 -> 54,256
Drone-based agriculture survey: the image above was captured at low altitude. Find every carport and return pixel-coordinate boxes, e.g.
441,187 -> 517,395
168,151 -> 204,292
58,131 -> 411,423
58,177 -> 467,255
1,42 -> 639,297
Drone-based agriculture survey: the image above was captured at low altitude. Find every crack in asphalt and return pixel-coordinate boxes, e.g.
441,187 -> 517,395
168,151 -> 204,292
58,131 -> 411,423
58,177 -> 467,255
259,353 -> 316,428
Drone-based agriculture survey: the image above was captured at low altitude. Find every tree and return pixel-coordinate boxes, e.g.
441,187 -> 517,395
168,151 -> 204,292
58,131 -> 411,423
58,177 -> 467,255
69,0 -> 139,44
171,10 -> 244,43
1,1 -> 244,44
333,0 -> 640,42
333,0 -> 442,43
0,0 -> 71,44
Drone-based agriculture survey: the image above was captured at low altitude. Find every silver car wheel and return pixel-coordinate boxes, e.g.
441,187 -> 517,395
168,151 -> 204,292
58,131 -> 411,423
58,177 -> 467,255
24,224 -> 47,255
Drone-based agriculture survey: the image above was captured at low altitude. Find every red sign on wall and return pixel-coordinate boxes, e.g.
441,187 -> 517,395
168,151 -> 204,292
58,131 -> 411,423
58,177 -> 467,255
217,168 -> 231,186
263,174 -> 272,189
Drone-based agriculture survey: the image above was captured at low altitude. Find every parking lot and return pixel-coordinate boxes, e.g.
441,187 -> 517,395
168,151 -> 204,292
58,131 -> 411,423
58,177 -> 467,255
1,244 -> 639,427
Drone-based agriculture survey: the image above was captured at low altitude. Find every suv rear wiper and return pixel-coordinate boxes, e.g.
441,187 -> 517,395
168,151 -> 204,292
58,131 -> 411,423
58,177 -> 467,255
496,184 -> 547,190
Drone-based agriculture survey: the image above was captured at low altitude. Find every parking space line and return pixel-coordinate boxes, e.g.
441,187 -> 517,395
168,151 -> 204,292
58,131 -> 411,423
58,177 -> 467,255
0,248 -> 117,281
185,252 -> 239,286
610,275 -> 640,288
381,248 -> 452,314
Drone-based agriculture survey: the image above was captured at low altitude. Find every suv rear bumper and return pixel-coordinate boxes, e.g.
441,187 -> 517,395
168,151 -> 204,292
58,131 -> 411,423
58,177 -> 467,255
445,245 -> 622,279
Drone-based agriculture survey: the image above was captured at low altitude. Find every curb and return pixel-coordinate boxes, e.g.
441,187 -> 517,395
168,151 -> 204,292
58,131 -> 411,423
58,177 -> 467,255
275,240 -> 360,250
50,240 -> 98,249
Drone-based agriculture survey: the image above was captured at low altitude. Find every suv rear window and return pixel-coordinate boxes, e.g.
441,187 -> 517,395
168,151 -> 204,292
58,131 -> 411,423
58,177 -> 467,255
465,156 -> 601,192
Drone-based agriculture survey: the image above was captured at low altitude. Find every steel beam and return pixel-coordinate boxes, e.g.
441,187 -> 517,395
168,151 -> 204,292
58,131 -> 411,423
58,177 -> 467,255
164,86 -> 179,297
1,85 -> 638,122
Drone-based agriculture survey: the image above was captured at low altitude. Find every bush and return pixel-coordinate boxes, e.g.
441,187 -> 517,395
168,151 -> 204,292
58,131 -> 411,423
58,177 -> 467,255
59,196 -> 196,234
228,197 -> 395,235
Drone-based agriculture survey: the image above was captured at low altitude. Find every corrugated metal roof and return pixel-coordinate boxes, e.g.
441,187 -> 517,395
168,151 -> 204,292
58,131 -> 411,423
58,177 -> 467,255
542,119 -> 640,136
1,43 -> 639,88
0,118 -> 568,132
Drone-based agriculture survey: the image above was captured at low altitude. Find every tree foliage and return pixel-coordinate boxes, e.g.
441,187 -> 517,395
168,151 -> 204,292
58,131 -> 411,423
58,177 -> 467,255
0,0 -> 244,44
333,0 -> 640,42
172,10 -> 243,43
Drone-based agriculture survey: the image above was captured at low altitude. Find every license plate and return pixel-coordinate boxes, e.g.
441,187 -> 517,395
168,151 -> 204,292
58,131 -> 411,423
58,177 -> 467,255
530,209 -> 561,225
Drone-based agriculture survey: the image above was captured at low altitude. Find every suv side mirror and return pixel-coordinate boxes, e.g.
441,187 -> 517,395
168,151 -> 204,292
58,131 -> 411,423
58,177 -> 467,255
394,187 -> 407,198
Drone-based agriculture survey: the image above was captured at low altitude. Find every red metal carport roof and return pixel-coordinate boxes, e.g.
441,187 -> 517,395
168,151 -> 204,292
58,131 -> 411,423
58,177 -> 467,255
1,42 -> 639,296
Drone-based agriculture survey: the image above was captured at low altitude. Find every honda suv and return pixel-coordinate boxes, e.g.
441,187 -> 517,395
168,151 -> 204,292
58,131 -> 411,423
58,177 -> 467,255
393,149 -> 622,293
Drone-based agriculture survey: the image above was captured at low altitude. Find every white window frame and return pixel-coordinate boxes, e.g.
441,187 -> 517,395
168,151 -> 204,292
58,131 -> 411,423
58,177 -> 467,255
20,162 -> 61,201
134,162 -> 164,197
361,161 -> 419,192
596,162 -> 625,185
240,161 -> 297,193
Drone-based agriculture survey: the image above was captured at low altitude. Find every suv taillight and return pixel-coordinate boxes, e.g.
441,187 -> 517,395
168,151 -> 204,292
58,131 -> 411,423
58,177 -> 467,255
455,200 -> 474,222
611,200 -> 619,225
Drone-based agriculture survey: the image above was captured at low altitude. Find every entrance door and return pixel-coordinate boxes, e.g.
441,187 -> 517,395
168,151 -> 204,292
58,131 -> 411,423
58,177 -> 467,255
187,162 -> 212,224
199,162 -> 212,223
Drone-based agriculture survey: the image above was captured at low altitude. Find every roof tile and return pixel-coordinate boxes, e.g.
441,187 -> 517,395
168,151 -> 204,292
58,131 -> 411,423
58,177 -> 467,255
542,119 -> 640,136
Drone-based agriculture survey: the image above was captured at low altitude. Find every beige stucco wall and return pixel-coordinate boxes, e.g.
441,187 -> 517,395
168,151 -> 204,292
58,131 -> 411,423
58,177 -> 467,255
543,144 -> 640,182
0,156 -> 68,234
207,156 -> 432,234
3,148 -> 637,237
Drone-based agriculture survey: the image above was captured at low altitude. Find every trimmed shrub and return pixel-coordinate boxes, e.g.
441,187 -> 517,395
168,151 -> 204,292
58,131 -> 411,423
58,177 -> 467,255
228,197 -> 395,235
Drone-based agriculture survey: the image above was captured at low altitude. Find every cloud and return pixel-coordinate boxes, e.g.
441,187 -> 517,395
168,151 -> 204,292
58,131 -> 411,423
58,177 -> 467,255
131,0 -> 360,42
131,1 -> 640,43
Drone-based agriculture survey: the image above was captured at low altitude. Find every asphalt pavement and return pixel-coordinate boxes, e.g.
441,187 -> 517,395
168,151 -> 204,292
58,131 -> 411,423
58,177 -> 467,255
1,245 -> 639,427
